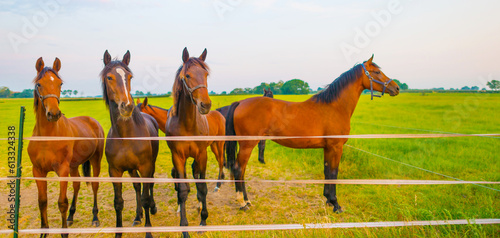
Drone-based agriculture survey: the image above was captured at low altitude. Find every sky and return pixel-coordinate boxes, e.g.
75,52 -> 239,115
1,0 -> 500,96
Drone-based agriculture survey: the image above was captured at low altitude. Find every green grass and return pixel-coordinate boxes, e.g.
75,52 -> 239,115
0,93 -> 499,237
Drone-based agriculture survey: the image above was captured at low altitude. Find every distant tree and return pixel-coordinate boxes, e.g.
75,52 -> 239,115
0,86 -> 11,98
449,88 -> 455,90
62,90 -> 67,96
317,87 -> 324,92
11,89 -> 34,98
393,79 -> 409,90
209,91 -> 217,95
230,88 -> 245,95
135,90 -> 145,96
471,86 -> 479,91
487,80 -> 500,91
221,91 -> 227,95
281,79 -> 310,95
252,82 -> 270,94
461,86 -> 471,90
146,91 -> 152,96
269,80 -> 284,94
73,90 -> 78,96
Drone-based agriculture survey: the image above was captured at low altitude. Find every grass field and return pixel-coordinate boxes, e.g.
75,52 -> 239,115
0,93 -> 499,237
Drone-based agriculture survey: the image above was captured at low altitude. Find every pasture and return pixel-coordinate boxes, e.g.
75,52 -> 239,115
1,92 -> 499,237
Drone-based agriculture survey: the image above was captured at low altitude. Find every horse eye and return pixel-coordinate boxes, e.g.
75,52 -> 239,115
107,76 -> 113,80
36,83 -> 41,87
375,71 -> 381,74
186,75 -> 191,79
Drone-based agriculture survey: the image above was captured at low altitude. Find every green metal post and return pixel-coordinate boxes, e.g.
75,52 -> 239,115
14,106 -> 25,238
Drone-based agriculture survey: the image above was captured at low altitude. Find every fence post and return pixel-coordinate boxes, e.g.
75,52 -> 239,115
14,106 -> 25,238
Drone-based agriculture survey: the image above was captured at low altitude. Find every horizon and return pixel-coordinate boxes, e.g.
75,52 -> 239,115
1,0 -> 500,97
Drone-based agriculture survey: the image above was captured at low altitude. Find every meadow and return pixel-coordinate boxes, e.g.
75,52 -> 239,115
0,92 -> 499,237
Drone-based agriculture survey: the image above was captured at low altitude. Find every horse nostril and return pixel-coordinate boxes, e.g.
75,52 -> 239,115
120,102 -> 126,109
47,112 -> 52,117
201,102 -> 211,109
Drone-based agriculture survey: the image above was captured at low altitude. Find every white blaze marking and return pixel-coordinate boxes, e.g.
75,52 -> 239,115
116,68 -> 130,105
49,76 -> 55,81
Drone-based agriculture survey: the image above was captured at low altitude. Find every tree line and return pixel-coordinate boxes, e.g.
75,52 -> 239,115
0,87 -> 80,98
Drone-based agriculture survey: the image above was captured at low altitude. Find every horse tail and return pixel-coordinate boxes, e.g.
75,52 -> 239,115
82,160 -> 91,186
225,101 -> 240,170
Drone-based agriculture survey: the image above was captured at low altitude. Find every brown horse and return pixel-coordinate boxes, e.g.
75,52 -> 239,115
166,47 -> 225,238
100,50 -> 159,238
28,57 -> 104,238
216,88 -> 274,164
136,97 -> 226,191
225,55 -> 399,211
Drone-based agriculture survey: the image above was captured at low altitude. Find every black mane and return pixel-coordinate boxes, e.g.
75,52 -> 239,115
312,62 -> 379,103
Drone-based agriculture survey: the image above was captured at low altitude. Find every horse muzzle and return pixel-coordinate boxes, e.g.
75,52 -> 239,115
197,101 -> 211,115
46,110 -> 62,122
119,102 -> 134,118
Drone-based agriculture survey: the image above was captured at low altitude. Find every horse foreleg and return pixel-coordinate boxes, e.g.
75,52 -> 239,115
258,140 -> 266,164
210,141 -> 225,192
192,153 -> 209,227
67,168 -> 81,227
56,165 -> 70,238
90,154 -> 101,227
139,165 -> 154,238
130,170 -> 143,226
173,153 -> 190,238
323,145 -> 343,213
34,168 -> 49,238
110,168 -> 124,238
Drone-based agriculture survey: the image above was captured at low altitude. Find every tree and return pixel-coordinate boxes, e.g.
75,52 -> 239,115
471,86 -> 479,91
461,86 -> 470,90
62,90 -> 67,96
135,90 -> 145,96
220,91 -> 227,95
393,79 -> 408,90
0,86 -> 11,98
11,89 -> 33,98
73,90 -> 78,96
487,80 -> 500,91
230,88 -> 245,95
252,82 -> 270,94
281,79 -> 311,95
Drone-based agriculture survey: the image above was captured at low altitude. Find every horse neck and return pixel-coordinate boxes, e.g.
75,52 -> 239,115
149,106 -> 168,132
334,76 -> 365,118
108,101 -> 142,137
33,101 -> 66,136
176,90 -> 199,128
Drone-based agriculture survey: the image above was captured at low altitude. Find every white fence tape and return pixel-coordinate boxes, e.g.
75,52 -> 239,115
1,219 -> 498,234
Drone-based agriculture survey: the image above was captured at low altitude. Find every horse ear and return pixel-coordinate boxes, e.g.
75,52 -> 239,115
53,58 -> 61,72
136,98 -> 141,104
143,97 -> 148,106
199,48 -> 207,61
367,54 -> 374,65
182,47 -> 189,63
104,50 -> 111,66
123,50 -> 131,66
36,57 -> 44,73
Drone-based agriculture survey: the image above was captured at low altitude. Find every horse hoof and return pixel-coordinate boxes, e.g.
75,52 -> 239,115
145,233 -> 153,238
334,206 -> 343,214
239,204 -> 250,211
133,220 -> 142,226
67,220 -> 73,227
182,231 -> 190,238
214,187 -> 220,192
92,220 -> 100,227
259,160 -> 265,164
246,202 -> 252,207
151,206 -> 157,215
